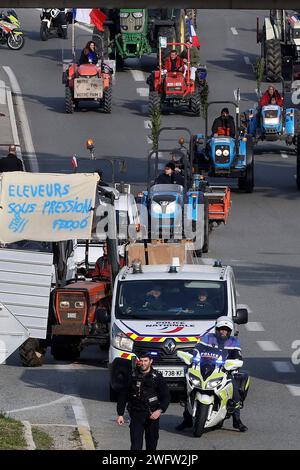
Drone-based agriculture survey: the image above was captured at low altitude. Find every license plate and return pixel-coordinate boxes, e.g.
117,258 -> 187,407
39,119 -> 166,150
153,367 -> 185,378
67,312 -> 77,319
74,77 -> 103,99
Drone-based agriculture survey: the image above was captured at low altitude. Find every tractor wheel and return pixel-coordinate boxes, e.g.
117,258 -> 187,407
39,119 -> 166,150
116,54 -> 124,70
190,88 -> 201,116
238,161 -> 254,193
51,336 -> 81,361
103,85 -> 112,113
19,338 -> 46,367
265,39 -> 282,82
202,202 -> 209,253
296,135 -> 300,190
157,26 -> 176,62
40,23 -> 48,41
295,110 -> 300,135
65,87 -> 74,114
149,91 -> 161,115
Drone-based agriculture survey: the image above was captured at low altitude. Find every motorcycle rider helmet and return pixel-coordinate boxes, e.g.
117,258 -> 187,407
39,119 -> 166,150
215,316 -> 234,337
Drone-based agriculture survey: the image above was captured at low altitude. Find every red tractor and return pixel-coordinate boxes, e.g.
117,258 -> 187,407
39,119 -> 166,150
148,42 -> 202,116
63,61 -> 112,113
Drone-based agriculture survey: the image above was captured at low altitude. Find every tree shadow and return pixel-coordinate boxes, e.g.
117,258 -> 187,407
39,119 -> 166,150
207,48 -> 257,81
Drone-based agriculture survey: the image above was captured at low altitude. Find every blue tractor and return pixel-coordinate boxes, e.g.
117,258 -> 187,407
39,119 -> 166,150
137,127 -> 209,255
193,98 -> 255,193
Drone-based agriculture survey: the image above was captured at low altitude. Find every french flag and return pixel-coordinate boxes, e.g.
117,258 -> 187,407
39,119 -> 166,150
71,155 -> 78,171
288,15 -> 300,24
188,18 -> 200,49
73,8 -> 107,32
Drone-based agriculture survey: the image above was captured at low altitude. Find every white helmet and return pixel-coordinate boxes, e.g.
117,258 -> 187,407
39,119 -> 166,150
215,316 -> 234,332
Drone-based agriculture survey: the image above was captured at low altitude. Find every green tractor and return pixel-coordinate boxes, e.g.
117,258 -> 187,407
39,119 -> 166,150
93,8 -> 196,67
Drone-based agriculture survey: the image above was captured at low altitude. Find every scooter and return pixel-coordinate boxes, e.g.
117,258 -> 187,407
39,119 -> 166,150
177,344 -> 249,437
0,9 -> 24,50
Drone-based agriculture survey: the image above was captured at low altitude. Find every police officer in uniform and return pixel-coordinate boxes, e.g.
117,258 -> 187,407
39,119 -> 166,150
116,351 -> 170,450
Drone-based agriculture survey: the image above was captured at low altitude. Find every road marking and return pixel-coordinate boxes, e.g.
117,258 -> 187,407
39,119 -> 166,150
131,70 -> 146,82
231,27 -> 238,35
22,420 -> 36,450
257,341 -> 281,352
272,361 -> 296,373
245,322 -> 265,332
6,88 -> 20,147
3,66 -> 39,172
144,120 -> 151,129
0,80 -> 6,104
137,88 -> 149,97
286,385 -> 300,396
244,56 -> 251,65
281,152 -> 288,159
8,395 -> 70,413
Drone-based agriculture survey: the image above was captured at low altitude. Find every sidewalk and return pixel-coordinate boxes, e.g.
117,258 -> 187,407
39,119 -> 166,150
0,67 -> 20,159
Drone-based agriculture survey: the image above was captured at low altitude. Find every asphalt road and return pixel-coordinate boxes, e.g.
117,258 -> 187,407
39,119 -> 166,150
0,8 -> 300,450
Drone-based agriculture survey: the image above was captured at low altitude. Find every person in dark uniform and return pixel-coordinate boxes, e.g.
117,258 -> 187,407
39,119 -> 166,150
116,351 -> 170,450
155,162 -> 185,186
0,145 -> 23,172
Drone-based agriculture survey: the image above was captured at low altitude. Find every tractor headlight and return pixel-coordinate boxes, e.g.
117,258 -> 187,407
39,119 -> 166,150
223,149 -> 230,157
132,12 -> 143,18
120,12 -> 130,18
59,301 -> 70,309
165,201 -> 177,214
112,324 -> 134,352
216,149 -> 222,157
206,378 -> 223,389
151,201 -> 162,214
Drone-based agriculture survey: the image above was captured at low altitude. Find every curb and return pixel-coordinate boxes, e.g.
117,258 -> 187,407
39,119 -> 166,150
22,420 -> 36,450
77,425 -> 95,450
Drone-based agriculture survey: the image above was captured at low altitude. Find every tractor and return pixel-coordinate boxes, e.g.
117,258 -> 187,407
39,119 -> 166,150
62,60 -> 113,113
194,95 -> 255,193
148,41 -> 205,116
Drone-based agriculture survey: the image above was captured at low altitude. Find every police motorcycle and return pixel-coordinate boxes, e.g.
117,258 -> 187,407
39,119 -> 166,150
40,8 -> 69,41
177,343 -> 249,437
0,9 -> 24,50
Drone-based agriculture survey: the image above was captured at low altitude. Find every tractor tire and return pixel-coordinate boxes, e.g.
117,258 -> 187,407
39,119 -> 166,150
296,135 -> 300,190
19,338 -> 46,367
149,91 -> 161,115
295,110 -> 300,135
238,161 -> 254,193
40,23 -> 48,41
51,336 -> 81,361
202,201 -> 209,253
190,88 -> 201,116
157,26 -> 176,62
103,85 -> 112,113
65,87 -> 74,114
194,402 -> 209,437
265,39 -> 282,82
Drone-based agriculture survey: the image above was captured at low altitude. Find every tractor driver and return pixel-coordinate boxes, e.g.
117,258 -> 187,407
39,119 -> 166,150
163,50 -> 184,73
259,85 -> 283,107
212,107 -> 236,138
155,162 -> 185,186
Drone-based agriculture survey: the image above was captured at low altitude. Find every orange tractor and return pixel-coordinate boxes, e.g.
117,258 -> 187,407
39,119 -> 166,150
148,41 -> 204,116
63,61 -> 113,113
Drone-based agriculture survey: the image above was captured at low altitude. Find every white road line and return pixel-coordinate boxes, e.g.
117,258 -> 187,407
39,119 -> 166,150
286,385 -> 300,396
272,361 -> 296,373
8,395 -> 70,413
231,27 -> 238,35
246,322 -> 265,332
131,70 -> 146,82
257,341 -> 281,352
244,56 -> 251,65
144,120 -> 151,129
0,80 -> 6,104
137,88 -> 149,97
3,66 -> 39,172
281,152 -> 288,159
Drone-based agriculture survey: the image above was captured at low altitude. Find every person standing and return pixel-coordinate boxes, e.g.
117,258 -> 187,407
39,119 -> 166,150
0,145 -> 23,172
116,351 -> 170,450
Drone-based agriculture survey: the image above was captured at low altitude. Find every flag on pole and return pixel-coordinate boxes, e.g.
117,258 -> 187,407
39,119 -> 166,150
288,15 -> 300,25
71,155 -> 78,170
187,18 -> 200,49
73,8 -> 107,32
